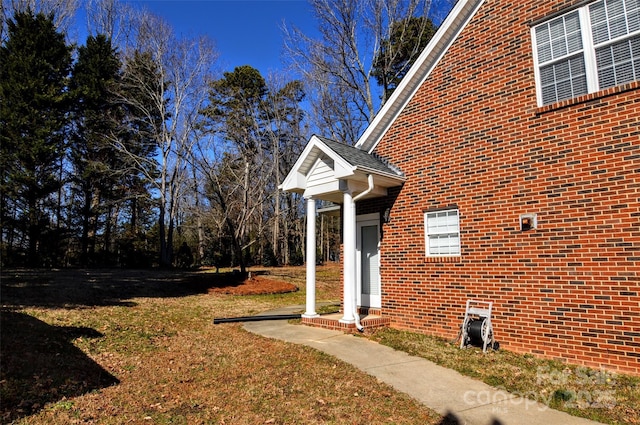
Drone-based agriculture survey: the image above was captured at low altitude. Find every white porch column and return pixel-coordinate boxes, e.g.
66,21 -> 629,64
303,196 -> 319,318
340,189 -> 357,324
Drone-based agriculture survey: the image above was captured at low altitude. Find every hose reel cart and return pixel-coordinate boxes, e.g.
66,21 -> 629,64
460,299 -> 499,352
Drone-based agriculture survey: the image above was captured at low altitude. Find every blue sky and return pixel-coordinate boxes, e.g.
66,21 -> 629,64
128,0 -> 315,75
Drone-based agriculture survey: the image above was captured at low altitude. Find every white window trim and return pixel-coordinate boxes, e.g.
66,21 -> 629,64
424,208 -> 461,257
581,6 -> 600,93
532,0 -> 640,107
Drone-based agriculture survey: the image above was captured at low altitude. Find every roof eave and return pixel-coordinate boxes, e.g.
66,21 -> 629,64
280,135 -> 355,192
353,166 -> 406,184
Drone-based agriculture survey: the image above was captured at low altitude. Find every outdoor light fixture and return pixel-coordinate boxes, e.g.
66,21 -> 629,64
520,213 -> 537,231
383,207 -> 391,223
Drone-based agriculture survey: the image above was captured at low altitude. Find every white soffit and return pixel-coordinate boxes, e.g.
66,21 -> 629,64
280,135 -> 356,193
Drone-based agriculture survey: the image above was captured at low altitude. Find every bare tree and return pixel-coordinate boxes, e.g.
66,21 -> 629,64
262,75 -> 308,265
113,10 -> 217,267
2,0 -> 78,42
196,67 -> 309,270
198,66 -> 267,273
84,0 -> 136,46
283,0 -> 454,144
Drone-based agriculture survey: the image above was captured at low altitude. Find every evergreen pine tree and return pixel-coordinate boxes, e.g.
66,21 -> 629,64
69,34 -> 122,265
372,16 -> 437,102
0,10 -> 73,266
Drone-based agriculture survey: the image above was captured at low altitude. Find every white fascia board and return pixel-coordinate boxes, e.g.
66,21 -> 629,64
281,135 -> 356,192
355,166 -> 407,183
355,0 -> 485,153
280,137 -> 318,192
279,169 -> 307,193
334,165 -> 357,179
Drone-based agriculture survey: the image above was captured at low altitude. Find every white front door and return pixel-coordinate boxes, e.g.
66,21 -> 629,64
357,214 -> 381,308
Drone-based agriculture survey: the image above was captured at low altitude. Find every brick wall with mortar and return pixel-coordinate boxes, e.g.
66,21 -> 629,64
365,0 -> 640,375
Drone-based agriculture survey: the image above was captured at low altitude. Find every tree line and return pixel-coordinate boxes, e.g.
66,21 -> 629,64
1,0 -> 446,270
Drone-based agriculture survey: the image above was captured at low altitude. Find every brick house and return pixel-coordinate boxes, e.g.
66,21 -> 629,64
281,0 -> 640,375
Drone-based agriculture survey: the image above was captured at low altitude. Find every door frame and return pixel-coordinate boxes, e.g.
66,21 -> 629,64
356,213 -> 381,308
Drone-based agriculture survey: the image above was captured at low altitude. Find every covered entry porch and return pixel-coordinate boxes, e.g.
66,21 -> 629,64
280,135 -> 404,331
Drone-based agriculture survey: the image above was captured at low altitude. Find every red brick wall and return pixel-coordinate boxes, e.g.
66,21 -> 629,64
369,0 -> 640,375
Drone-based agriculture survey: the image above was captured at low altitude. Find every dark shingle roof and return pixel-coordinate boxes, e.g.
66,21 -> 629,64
315,135 -> 404,177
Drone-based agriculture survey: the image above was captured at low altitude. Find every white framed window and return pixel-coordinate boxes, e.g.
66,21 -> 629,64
424,209 -> 460,256
532,0 -> 640,106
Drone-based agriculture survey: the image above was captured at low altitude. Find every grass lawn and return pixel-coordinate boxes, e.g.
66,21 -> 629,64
2,265 -> 638,424
1,265 -> 440,424
369,329 -> 640,425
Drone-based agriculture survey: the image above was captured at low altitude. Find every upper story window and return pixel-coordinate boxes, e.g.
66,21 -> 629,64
532,0 -> 640,106
424,208 -> 460,256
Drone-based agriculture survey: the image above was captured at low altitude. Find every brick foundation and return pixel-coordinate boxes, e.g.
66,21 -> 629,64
302,309 -> 391,334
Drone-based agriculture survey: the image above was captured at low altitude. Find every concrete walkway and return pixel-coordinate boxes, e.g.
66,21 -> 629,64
243,305 -> 603,425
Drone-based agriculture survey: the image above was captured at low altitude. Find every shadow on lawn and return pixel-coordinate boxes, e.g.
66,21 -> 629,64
0,310 -> 120,422
0,268 -> 248,309
0,268 -> 270,421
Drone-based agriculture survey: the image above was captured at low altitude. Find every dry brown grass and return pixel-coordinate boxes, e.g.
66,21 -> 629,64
370,328 -> 640,425
6,265 -> 636,424
1,265 -> 441,424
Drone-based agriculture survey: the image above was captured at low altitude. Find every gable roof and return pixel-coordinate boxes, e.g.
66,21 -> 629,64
355,0 -> 485,153
314,136 -> 403,178
280,134 -> 405,202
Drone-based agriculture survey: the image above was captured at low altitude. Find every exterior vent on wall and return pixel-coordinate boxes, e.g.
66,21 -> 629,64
520,213 -> 537,231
